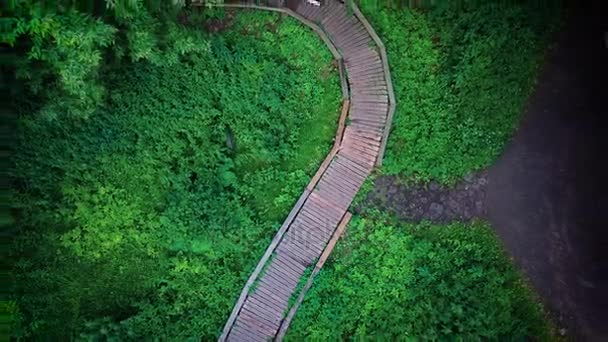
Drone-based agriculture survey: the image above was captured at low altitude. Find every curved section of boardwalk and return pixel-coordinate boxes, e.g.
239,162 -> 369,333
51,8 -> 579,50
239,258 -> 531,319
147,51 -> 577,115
213,1 -> 395,341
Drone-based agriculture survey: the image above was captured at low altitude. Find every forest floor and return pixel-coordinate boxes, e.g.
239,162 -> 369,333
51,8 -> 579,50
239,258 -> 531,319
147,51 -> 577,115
361,2 -> 608,340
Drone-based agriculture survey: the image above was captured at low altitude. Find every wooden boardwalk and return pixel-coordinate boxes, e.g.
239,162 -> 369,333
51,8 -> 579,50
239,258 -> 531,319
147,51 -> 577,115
207,1 -> 396,340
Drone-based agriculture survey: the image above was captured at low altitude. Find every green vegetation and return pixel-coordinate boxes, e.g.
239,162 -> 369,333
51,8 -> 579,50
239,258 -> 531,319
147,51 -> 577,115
288,4 -> 561,340
286,214 -> 555,340
287,4 -> 561,335
7,9 -> 340,340
4,0 -> 563,340
360,0 -> 560,183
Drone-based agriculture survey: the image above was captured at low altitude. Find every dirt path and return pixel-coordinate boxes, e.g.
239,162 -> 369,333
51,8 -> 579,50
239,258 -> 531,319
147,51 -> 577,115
362,2 -> 608,340
485,3 -> 608,339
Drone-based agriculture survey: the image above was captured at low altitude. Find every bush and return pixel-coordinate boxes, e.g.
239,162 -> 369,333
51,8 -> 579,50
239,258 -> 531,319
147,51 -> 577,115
359,1 -> 560,183
286,214 -> 555,340
8,11 -> 341,339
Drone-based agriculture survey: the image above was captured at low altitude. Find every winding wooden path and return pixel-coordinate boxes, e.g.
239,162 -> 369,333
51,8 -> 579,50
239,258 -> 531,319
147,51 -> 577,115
195,1 -> 395,340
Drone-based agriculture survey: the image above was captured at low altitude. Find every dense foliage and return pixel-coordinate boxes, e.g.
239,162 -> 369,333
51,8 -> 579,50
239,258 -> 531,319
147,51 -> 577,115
359,0 -> 560,182
1,0 -> 217,120
286,215 -> 554,340
7,10 -> 340,339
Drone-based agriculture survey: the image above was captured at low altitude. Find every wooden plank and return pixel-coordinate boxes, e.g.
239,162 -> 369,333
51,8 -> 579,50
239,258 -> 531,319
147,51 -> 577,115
320,177 -> 359,197
246,297 -> 285,321
257,278 -> 292,297
227,326 -> 258,342
349,117 -> 386,128
252,286 -> 289,308
347,123 -> 385,136
307,192 -> 345,216
292,217 -> 330,240
349,74 -> 387,86
350,88 -> 388,96
236,311 -> 275,336
238,309 -> 278,334
347,63 -> 384,75
284,229 -> 325,254
325,164 -> 367,187
276,243 -> 315,265
341,40 -> 373,54
230,323 -> 265,342
343,132 -> 382,149
298,209 -> 337,231
254,277 -> 291,299
345,47 -> 379,61
245,298 -> 285,321
339,148 -> 375,168
347,57 -> 382,70
349,83 -> 388,91
343,139 -> 381,160
308,187 -> 348,212
271,254 -> 306,276
298,208 -> 339,232
339,37 -> 373,51
335,27 -> 371,43
349,109 -> 387,120
295,217 -> 334,239
301,198 -> 342,220
318,3 -> 341,26
274,251 -> 308,272
341,142 -> 379,163
261,269 -> 299,292
300,204 -> 341,226
324,14 -> 353,35
333,20 -> 368,38
265,261 -> 302,283
334,28 -> 369,45
316,185 -> 355,208
309,188 -> 351,211
275,242 -> 312,265
350,112 -> 387,124
346,69 -> 382,80
351,107 -> 387,118
319,175 -> 358,196
352,94 -> 389,102
334,154 -> 372,176
213,1 -> 400,340
302,206 -> 342,230
348,3 -> 396,167
331,159 -> 369,181
276,213 -> 353,340
322,166 -> 362,188
350,103 -> 389,112
344,126 -> 383,141
252,288 -> 289,311
325,160 -> 366,182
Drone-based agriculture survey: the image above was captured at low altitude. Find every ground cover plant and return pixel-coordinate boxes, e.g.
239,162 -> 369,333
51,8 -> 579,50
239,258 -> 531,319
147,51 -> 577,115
359,0 -> 560,183
286,214 -> 555,340
6,9 -> 341,340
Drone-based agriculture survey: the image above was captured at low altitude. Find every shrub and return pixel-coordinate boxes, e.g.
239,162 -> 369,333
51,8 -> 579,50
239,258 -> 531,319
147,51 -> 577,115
359,1 -> 560,183
286,214 -> 555,340
8,11 -> 340,339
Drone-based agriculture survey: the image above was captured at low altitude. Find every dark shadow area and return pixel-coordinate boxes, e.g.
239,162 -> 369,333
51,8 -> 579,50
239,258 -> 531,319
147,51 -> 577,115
486,1 -> 608,339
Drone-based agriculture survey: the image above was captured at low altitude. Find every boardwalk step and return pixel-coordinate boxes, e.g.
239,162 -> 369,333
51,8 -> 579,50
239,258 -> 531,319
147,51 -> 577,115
222,1 -> 394,341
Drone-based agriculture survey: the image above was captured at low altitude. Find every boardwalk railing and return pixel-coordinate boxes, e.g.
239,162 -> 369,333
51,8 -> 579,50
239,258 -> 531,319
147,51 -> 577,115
192,1 -> 395,340
338,0 -> 396,166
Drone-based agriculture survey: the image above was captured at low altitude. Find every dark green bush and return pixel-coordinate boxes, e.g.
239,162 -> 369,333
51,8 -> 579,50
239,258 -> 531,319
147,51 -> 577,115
286,215 -> 554,340
360,1 -> 560,183
8,11 -> 340,339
